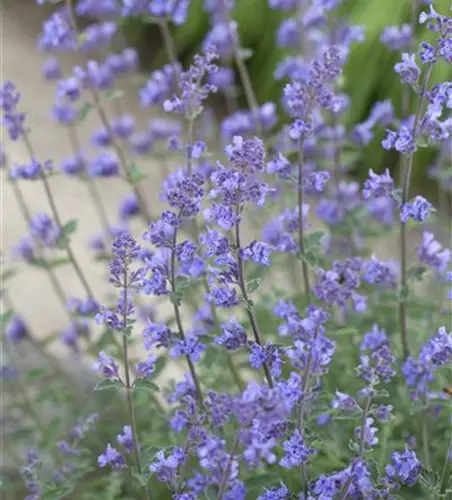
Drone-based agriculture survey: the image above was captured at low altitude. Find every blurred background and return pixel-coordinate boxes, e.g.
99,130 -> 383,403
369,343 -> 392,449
127,0 -> 452,198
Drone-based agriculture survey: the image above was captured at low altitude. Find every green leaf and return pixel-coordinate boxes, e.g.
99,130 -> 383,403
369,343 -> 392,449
335,327 -> 359,337
102,89 -> 125,101
93,379 -> 124,391
132,378 -> 160,392
78,102 -> 93,122
129,162 -> 146,185
305,231 -> 327,250
407,265 -> 427,282
0,310 -> 14,328
245,473 -> 280,492
30,258 -> 50,269
153,356 -> 167,378
246,277 -> 261,294
169,290 -> 184,307
48,258 -> 71,268
62,219 -> 78,235
398,285 -> 410,302
0,268 -> 17,283
299,250 -> 318,268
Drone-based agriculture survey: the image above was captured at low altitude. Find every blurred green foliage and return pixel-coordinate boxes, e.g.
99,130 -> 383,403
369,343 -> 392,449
129,0 -> 451,192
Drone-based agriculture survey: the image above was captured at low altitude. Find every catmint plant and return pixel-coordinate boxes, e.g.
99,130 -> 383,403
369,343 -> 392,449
1,1 -> 451,499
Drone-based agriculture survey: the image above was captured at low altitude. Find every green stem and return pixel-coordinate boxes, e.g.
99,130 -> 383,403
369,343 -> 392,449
338,396 -> 372,500
216,436 -> 240,500
7,174 -> 70,313
234,203 -> 273,388
297,138 -> 312,301
66,0 -> 153,226
121,273 -> 151,500
22,134 -> 96,301
170,220 -> 204,408
157,18 -> 181,90
398,61 -> 435,359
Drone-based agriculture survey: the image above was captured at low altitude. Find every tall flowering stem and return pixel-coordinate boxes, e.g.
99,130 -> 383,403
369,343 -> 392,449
65,0 -> 153,225
399,60 -> 435,359
216,435 -> 240,500
67,124 -> 113,239
297,138 -> 312,302
104,235 -> 151,498
338,395 -> 372,500
22,134 -> 95,301
235,202 -> 274,388
6,172 -> 70,312
170,220 -> 205,408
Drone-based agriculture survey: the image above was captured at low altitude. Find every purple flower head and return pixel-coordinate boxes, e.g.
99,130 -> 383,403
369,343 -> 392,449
225,136 -> 266,173
242,241 -> 273,267
355,417 -> 378,449
136,354 -> 157,377
29,213 -> 61,247
381,24 -> 412,51
149,0 -> 191,25
204,203 -> 240,231
280,429 -> 315,469
144,211 -> 179,248
267,153 -> 292,179
331,391 -> 358,411
13,236 -> 36,263
76,0 -> 118,16
394,53 -> 420,86
362,168 -> 394,199
90,152 -> 119,177
420,326 -> 452,367
400,195 -> 434,223
257,483 -> 290,500
208,66 -> 235,90
105,48 -> 139,74
116,425 -> 134,453
108,232 -> 143,288
170,335 -> 206,362
203,22 -> 237,57
143,321 -> 172,349
5,315 -> 29,344
119,193 -> 140,221
42,57 -> 62,80
57,440 -> 80,456
277,18 -> 301,48
207,285 -> 240,308
93,351 -> 120,379
362,256 -> 398,288
374,404 -> 393,422
304,171 -> 331,194
215,317 -> 247,350
111,115 -> 135,139
79,22 -> 117,52
164,47 -> 218,116
98,444 -> 126,470
140,63 -> 181,108
0,82 -> 26,140
150,446 -> 187,486
38,8 -> 77,52
385,447 -> 421,488
200,227 -> 232,265
382,126 -> 416,155
417,232 -> 451,273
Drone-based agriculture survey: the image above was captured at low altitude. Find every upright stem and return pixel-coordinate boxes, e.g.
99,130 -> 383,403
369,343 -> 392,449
121,273 -> 150,499
234,204 -> 273,388
398,62 -> 435,359
297,139 -> 312,302
339,395 -> 372,500
67,125 -> 112,238
216,436 -> 240,500
7,176 -> 70,312
65,0 -> 153,226
421,393 -> 432,470
157,19 -> 181,89
220,3 -> 262,135
170,223 -> 204,407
